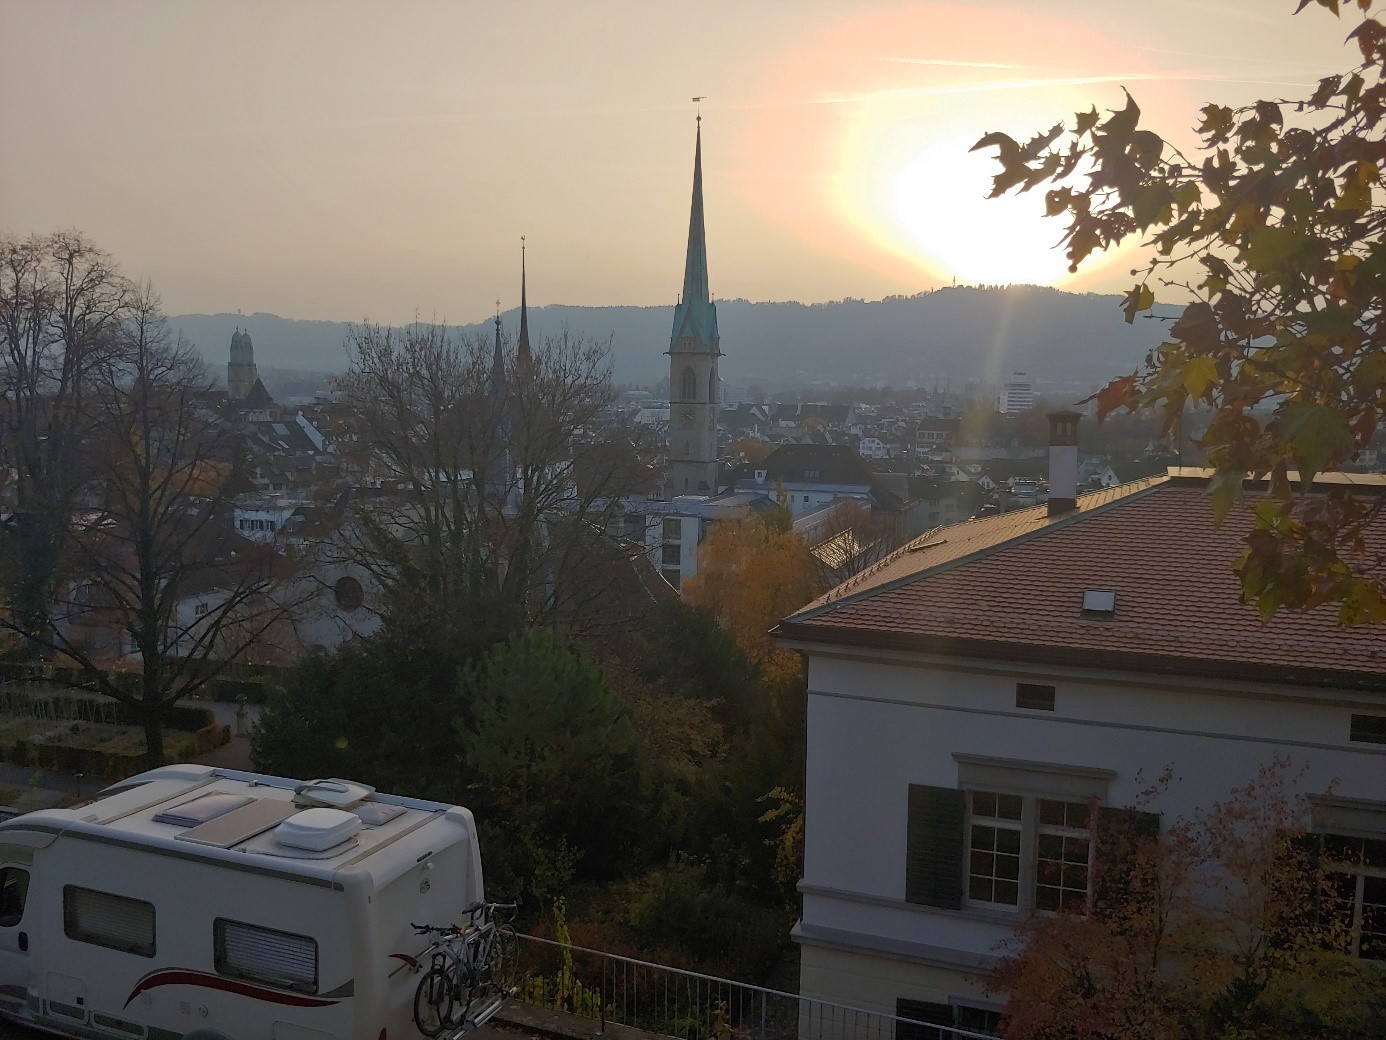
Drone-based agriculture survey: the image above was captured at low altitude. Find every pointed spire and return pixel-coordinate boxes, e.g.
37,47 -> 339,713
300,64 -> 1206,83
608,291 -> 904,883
681,117 -> 710,307
491,299 -> 505,396
517,236 -> 533,370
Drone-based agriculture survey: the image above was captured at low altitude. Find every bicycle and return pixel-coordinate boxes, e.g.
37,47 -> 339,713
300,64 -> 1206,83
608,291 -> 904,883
412,901 -> 518,1038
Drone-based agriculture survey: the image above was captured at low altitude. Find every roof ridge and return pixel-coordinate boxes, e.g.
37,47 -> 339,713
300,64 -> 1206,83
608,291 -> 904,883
786,475 -> 1169,624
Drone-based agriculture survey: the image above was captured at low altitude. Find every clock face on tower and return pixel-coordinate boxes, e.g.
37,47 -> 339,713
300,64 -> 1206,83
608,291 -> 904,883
680,407 -> 696,424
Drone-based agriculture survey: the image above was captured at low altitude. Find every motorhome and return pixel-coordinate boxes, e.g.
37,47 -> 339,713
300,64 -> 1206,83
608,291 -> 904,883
0,764 -> 487,1040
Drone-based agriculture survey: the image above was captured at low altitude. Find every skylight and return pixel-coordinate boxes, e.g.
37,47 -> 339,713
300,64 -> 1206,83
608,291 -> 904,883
1081,589 -> 1116,616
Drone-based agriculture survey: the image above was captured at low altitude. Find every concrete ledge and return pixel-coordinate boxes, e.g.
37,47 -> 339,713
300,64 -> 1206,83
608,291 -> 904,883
495,1000 -> 670,1040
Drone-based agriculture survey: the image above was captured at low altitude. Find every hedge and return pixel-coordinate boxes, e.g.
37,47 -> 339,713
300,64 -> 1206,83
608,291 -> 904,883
0,723 -> 231,782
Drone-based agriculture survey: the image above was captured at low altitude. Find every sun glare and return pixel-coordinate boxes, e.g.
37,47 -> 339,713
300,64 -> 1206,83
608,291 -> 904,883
737,3 -> 1191,294
891,141 -> 1072,286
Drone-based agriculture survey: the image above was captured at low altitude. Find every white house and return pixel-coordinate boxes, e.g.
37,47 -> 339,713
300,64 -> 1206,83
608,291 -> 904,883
775,437 -> 1386,1035
858,437 -> 890,460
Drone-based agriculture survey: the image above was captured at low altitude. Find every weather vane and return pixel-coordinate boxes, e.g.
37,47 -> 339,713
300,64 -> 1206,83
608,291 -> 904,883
692,96 -> 705,122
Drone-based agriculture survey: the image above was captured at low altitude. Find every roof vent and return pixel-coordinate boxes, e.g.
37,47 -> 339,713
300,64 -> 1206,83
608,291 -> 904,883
275,808 -> 362,852
1081,589 -> 1116,616
292,778 -> 374,810
153,793 -> 253,827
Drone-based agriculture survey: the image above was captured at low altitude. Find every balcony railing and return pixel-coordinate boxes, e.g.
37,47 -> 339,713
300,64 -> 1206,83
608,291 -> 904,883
514,933 -> 996,1040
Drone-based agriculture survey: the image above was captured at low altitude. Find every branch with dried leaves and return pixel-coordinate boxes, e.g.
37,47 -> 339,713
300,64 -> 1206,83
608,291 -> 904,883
972,0 -> 1386,624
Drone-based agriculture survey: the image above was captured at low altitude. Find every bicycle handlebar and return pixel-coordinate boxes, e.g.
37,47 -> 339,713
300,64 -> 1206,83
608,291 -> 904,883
412,901 -> 518,936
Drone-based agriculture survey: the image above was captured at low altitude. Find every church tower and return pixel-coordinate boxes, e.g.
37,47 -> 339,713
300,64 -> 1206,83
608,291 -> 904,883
227,328 -> 259,401
666,117 -> 720,496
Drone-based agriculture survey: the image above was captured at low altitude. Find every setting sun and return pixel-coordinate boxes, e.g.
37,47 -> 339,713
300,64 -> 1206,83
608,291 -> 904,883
734,3 -> 1205,293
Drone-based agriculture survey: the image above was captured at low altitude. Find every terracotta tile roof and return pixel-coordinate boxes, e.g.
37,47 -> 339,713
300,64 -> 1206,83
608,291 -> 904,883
779,472 -> 1386,690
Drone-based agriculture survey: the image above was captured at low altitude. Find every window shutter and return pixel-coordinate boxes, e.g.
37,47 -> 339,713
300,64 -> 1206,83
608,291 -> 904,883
905,785 -> 965,909
215,919 -> 318,993
1093,807 -> 1160,917
63,886 -> 156,957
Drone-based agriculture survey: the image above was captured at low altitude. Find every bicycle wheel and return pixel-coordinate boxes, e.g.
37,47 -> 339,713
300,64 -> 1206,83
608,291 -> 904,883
413,966 -> 454,1038
453,962 -> 488,1027
491,924 -> 518,992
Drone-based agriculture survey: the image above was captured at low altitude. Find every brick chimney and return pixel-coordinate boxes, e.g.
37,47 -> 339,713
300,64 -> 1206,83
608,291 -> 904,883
1047,411 -> 1081,516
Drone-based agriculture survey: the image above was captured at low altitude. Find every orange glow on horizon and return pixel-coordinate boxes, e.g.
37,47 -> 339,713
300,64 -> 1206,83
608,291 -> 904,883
736,3 -> 1202,294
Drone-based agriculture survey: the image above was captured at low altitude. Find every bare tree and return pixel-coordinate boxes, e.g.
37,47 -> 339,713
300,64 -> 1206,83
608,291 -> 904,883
0,231 -> 132,640
14,285 -> 298,765
336,321 -> 656,647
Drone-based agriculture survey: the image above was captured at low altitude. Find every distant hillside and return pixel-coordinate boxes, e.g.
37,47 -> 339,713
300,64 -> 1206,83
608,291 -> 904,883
172,286 -> 1174,390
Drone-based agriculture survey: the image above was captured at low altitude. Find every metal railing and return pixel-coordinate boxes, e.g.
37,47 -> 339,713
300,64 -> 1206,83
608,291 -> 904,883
514,933 -> 996,1040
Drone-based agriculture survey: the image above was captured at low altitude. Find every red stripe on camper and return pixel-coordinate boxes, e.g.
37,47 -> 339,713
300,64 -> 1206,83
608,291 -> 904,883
123,969 -> 339,1009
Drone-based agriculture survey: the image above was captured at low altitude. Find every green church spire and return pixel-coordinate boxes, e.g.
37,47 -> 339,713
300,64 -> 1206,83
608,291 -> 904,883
682,118 -> 709,307
671,116 -> 719,347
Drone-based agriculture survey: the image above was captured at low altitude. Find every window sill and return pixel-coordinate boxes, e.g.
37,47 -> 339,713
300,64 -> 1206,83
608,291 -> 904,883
799,882 -> 1024,926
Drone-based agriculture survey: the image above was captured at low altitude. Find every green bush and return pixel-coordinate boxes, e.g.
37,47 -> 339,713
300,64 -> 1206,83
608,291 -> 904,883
626,858 -> 790,981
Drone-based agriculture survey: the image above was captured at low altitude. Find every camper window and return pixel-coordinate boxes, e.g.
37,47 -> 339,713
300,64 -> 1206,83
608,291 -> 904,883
215,918 -> 318,994
63,886 -> 155,957
0,867 -> 28,927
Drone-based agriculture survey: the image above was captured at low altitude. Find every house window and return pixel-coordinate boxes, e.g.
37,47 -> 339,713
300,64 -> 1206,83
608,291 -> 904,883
333,576 -> 365,611
661,568 -> 682,590
1016,683 -> 1056,711
194,602 -> 209,617
215,918 -> 318,993
965,791 -> 1092,912
662,518 -> 682,541
661,544 -> 681,567
1036,798 -> 1093,912
1350,714 -> 1386,744
1323,834 -> 1386,960
64,886 -> 155,957
967,791 -> 1023,907
896,999 -> 1000,1040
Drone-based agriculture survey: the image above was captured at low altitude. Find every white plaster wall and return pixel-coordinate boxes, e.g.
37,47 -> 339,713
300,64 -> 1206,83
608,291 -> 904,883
801,651 -> 1386,962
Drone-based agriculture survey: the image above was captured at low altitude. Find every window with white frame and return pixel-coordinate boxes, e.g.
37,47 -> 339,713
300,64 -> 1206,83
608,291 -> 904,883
964,790 -> 1092,912
1324,834 -> 1385,960
966,791 -> 1023,907
215,918 -> 318,993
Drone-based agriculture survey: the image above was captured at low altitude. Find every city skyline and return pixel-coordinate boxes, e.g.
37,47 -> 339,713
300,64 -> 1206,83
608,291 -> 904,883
1,1 -> 1354,325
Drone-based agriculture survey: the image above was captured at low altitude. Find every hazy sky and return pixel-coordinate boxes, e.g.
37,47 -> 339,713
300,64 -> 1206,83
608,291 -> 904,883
0,1 -> 1358,325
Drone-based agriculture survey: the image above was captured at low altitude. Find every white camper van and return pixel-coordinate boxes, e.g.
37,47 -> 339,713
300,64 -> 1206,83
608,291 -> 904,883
0,764 -> 489,1040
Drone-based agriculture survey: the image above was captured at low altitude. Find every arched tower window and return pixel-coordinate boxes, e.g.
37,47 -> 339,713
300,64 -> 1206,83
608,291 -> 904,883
709,371 -> 717,404
681,367 -> 696,401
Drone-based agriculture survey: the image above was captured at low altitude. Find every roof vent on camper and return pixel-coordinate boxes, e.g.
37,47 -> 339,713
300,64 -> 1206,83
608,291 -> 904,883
292,778 -> 375,810
275,808 -> 363,852
153,793 -> 254,827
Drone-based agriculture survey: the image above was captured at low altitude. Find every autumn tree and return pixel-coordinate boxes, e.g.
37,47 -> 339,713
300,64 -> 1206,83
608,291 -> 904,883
18,286 -> 295,765
0,231 -> 132,640
683,512 -> 823,686
993,762 -> 1386,1040
973,0 -> 1386,623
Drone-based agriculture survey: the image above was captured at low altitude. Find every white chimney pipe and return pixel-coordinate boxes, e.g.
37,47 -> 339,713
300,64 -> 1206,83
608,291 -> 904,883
1048,411 -> 1081,516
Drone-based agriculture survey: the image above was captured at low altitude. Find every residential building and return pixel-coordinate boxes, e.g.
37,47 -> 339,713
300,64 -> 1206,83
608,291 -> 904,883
776,429 -> 1386,1034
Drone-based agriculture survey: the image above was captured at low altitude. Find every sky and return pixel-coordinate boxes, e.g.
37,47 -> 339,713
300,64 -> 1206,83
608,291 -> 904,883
0,1 -> 1361,326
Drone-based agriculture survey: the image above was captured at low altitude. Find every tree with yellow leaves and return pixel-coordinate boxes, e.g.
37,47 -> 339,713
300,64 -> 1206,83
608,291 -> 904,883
683,512 -> 822,686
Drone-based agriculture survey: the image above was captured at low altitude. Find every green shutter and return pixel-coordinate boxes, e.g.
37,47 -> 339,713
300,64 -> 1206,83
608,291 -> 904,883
905,785 -> 966,909
1093,806 -> 1160,917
